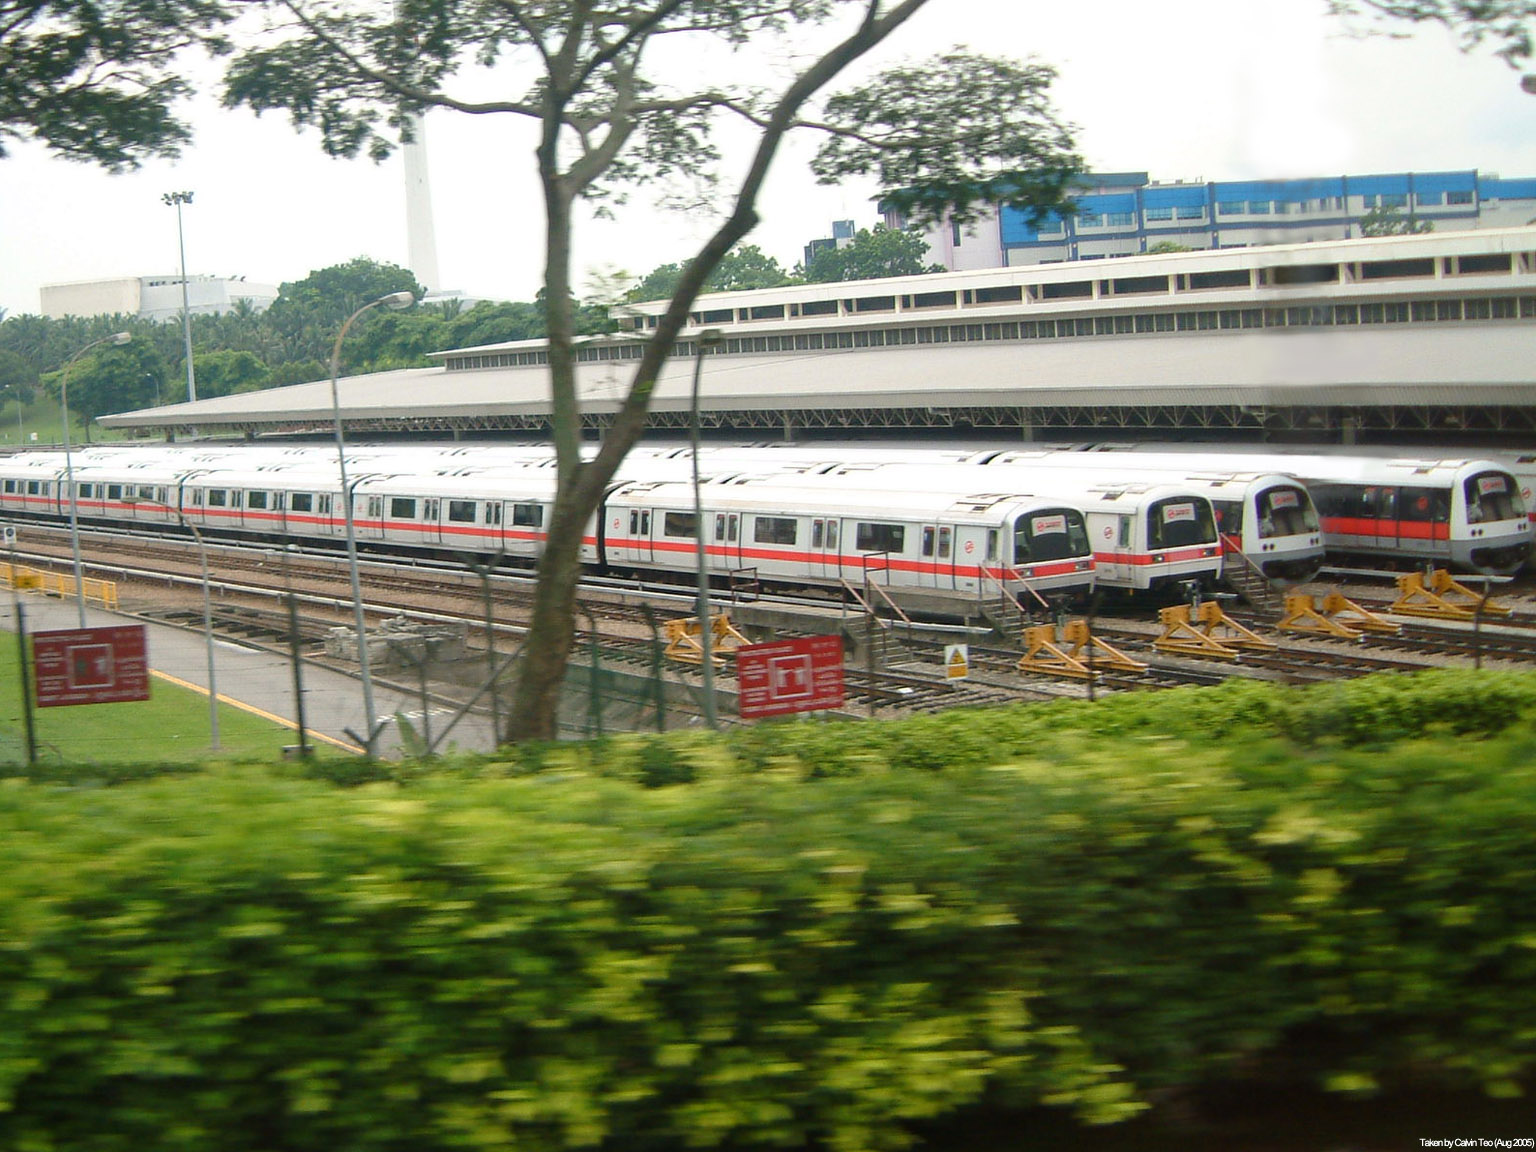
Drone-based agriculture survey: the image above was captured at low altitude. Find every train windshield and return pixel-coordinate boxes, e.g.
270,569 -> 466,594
1256,485 -> 1319,537
1148,498 -> 1216,547
1464,471 -> 1524,523
1014,507 -> 1089,563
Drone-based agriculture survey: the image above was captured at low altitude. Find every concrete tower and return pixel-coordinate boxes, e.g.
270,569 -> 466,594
404,115 -> 441,292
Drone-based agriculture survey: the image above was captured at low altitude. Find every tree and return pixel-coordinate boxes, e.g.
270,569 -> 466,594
1359,204 -> 1434,236
48,337 -> 168,436
263,258 -> 423,365
0,0 -> 230,170
1328,2 -> 1536,66
192,348 -> 270,397
221,1 -> 1082,743
800,224 -> 941,282
631,244 -> 794,302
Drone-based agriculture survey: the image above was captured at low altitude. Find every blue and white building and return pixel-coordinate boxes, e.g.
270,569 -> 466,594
900,170 -> 1536,272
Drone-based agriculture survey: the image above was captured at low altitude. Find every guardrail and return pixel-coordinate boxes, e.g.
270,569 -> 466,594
1,562 -> 119,611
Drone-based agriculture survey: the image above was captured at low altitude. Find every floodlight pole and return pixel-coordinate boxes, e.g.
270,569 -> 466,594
61,331 -> 131,626
330,290 -> 416,755
689,328 -> 725,728
162,192 -> 197,403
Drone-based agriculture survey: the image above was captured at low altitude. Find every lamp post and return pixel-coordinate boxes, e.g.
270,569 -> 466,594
689,328 -> 725,728
162,191 -> 197,403
330,290 -> 416,754
61,331 -> 131,626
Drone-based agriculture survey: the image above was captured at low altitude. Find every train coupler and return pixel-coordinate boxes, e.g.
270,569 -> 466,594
1390,569 -> 1509,621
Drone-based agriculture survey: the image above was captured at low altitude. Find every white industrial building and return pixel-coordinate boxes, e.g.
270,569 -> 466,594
39,275 -> 279,322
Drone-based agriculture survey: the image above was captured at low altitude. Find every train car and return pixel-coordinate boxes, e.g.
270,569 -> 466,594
760,460 -> 1221,595
1066,447 -> 1531,574
0,446 -> 1098,608
598,471 -> 1095,601
973,450 -> 1326,583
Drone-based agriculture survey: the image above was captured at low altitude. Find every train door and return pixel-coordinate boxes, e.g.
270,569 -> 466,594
484,500 -> 506,552
919,523 -> 953,589
359,492 -> 387,540
1091,512 -> 1133,586
810,516 -> 840,580
713,511 -> 741,571
1371,486 -> 1399,553
421,497 -> 443,546
627,507 -> 655,564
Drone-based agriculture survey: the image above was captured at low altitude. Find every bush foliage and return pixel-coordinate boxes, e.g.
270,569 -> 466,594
1,668 -> 1533,1150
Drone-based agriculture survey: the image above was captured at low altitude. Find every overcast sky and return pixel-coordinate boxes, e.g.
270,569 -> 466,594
2,0 -> 1534,319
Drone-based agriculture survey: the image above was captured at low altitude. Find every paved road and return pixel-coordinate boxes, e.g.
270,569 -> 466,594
4,592 -> 499,760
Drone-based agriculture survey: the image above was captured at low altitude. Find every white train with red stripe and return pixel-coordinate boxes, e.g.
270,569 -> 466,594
0,447 -> 1098,606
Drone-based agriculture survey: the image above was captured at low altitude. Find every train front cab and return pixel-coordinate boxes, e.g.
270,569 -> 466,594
1457,467 -> 1530,573
1143,495 -> 1221,592
1246,480 -> 1324,581
1311,468 -> 1530,573
1006,506 -> 1095,599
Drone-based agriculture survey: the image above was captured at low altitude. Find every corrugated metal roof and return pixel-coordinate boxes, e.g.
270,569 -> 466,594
98,322 -> 1536,435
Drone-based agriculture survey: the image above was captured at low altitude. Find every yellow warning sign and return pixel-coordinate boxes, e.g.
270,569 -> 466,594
944,643 -> 969,680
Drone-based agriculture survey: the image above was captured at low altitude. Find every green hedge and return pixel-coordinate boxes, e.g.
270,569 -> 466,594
0,668 -> 1534,1150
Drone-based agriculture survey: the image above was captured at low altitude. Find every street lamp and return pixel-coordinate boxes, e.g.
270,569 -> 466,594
162,191 -> 197,403
330,289 -> 415,754
127,496 -> 219,750
61,331 -> 131,626
689,327 -> 725,728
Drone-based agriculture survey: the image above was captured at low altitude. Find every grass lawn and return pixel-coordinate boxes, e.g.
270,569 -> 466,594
0,626 -> 343,766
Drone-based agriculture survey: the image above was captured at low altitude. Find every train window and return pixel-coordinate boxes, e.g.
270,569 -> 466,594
938,526 -> 952,558
319,495 -> 333,516
207,489 -> 227,507
922,526 -> 935,557
1257,487 -> 1319,535
1,480 -> 13,494
107,484 -> 123,500
715,514 -> 726,541
1149,500 -> 1215,547
1213,499 -> 1243,535
1019,510 -> 1088,562
728,514 -> 739,542
628,509 -> 650,535
487,503 -> 502,526
664,511 -> 698,538
986,529 -> 998,562
248,491 -> 268,510
812,519 -> 824,547
1400,486 -> 1449,524
513,503 -> 542,527
291,493 -> 314,513
826,520 -> 837,549
754,516 -> 797,545
187,487 -> 202,506
1118,516 -> 1133,548
78,483 -> 94,498
26,480 -> 40,495
856,522 -> 905,552
448,500 -> 477,523
1465,472 -> 1522,522
389,497 -> 417,519
424,499 -> 439,521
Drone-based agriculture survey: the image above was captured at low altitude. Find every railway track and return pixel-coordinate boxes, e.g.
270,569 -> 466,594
9,521 -> 1535,732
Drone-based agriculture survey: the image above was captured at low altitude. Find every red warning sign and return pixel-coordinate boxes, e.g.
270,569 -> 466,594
32,625 -> 150,707
737,634 -> 845,720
